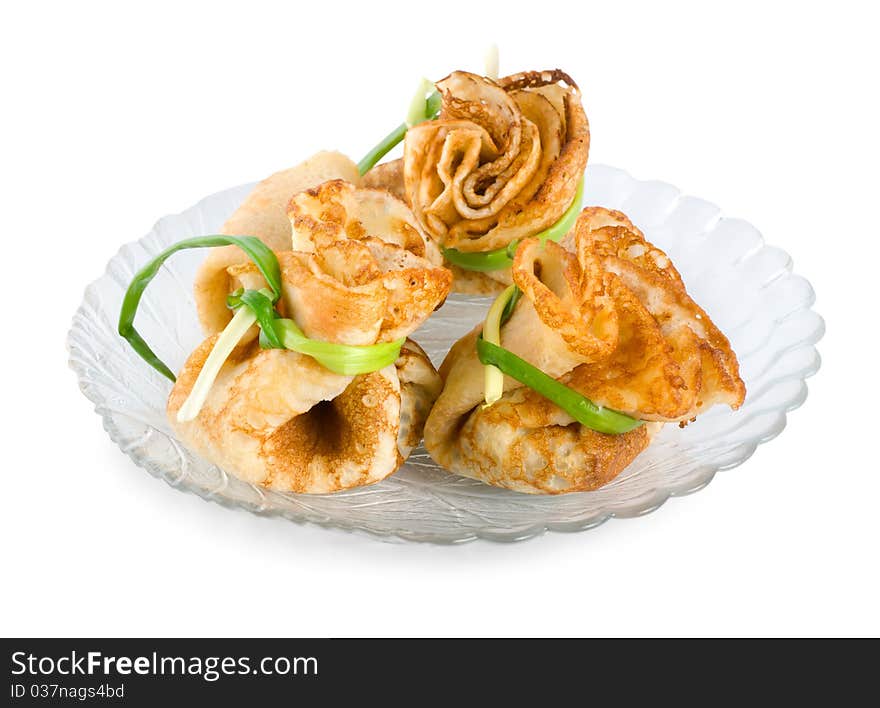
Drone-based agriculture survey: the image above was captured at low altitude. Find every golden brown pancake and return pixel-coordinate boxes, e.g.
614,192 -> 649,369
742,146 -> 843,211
171,181 -> 452,493
424,207 -> 745,494
361,158 -> 406,201
169,338 -> 440,494
287,178 -> 443,267
404,69 -> 589,293
194,151 -> 361,334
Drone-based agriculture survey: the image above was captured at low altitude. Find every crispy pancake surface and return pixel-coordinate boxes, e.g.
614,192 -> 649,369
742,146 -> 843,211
169,339 -> 440,493
424,207 -> 745,494
404,70 -> 590,293
194,151 -> 361,334
172,180 -> 452,493
287,178 -> 444,266
563,208 -> 746,417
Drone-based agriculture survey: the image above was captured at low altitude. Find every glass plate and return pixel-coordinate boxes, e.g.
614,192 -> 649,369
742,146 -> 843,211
67,164 -> 824,543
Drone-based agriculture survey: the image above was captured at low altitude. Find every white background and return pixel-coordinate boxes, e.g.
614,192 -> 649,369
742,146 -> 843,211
2,1 -> 878,637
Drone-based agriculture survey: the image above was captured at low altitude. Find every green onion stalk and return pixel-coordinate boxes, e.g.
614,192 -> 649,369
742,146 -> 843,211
360,47 -> 501,177
442,176 -> 585,272
476,286 -> 642,435
357,81 -> 441,176
118,236 -> 404,422
481,284 -> 518,407
118,236 -> 281,382
175,304 -> 259,422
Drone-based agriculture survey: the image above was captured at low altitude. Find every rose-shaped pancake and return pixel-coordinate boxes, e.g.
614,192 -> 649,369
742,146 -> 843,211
562,208 -> 746,418
404,70 -> 590,293
196,179 -> 451,342
193,151 -> 361,334
169,235 -> 450,493
287,179 -> 443,266
424,208 -> 745,494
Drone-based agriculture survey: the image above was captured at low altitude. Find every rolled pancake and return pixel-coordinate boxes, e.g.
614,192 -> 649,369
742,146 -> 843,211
424,207 -> 745,494
228,242 -> 451,345
171,197 -> 452,493
562,208 -> 746,417
225,180 -> 453,343
194,151 -> 360,334
287,179 -> 444,267
168,338 -> 440,493
404,70 -> 590,293
168,180 -> 452,493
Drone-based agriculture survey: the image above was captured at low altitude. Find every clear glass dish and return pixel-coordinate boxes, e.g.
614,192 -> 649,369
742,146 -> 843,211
67,164 -> 824,543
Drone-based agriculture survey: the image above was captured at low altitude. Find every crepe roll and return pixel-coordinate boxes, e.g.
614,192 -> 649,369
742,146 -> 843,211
194,151 -> 361,334
287,178 -> 443,267
404,70 -> 590,292
423,208 -> 745,494
169,234 -> 451,493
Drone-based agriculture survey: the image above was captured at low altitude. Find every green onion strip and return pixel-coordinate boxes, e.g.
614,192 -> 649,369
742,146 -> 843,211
477,287 -> 642,435
476,339 -> 643,435
481,284 -> 518,407
119,236 -> 404,420
275,320 -> 403,376
442,176 -> 585,272
357,81 -> 441,176
118,236 -> 281,382
176,305 -> 258,422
